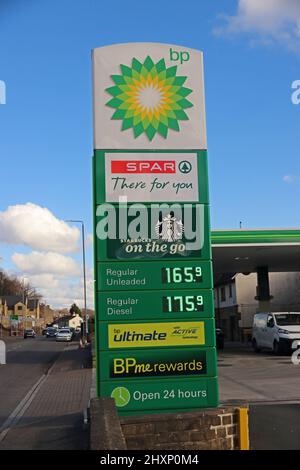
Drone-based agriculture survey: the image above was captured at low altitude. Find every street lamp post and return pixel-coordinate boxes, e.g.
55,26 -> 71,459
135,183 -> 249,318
66,220 -> 88,344
0,257 -> 3,337
22,277 -> 27,338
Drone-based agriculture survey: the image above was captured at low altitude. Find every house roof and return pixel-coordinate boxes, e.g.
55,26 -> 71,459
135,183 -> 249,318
28,298 -> 39,309
1,295 -> 24,308
0,295 -> 40,308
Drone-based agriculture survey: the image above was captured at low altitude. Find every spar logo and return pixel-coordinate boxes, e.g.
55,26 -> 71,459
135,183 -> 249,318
106,56 -> 193,141
111,160 -> 192,174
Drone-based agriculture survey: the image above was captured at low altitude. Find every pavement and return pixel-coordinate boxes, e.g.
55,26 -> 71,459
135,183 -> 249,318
0,336 -> 67,431
0,336 -> 92,450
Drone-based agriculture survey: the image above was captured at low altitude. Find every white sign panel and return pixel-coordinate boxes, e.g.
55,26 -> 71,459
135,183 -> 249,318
105,152 -> 199,202
92,43 -> 207,150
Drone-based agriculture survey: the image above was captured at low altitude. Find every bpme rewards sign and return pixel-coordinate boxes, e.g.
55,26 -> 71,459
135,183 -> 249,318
92,43 -> 218,415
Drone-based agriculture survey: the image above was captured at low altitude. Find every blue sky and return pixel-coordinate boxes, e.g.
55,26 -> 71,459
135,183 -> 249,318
0,0 -> 300,307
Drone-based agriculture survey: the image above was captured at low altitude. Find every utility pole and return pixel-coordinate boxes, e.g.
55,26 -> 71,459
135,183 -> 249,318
65,220 -> 88,345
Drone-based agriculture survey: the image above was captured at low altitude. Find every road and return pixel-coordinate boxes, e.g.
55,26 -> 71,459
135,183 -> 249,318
218,344 -> 300,449
218,345 -> 300,403
249,403 -> 300,450
0,336 -> 66,430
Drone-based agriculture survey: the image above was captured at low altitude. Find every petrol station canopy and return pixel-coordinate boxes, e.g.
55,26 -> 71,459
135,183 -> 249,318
211,229 -> 300,274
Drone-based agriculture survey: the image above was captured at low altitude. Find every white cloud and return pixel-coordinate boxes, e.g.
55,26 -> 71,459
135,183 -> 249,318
23,273 -> 60,290
11,256 -> 94,309
12,251 -> 81,277
86,233 -> 93,248
1,202 -> 94,309
283,174 -> 297,183
51,281 -> 94,309
24,269 -> 95,309
215,0 -> 300,50
0,203 -> 80,253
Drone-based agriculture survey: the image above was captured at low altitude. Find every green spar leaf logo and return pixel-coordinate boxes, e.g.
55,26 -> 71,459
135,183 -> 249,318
105,56 -> 193,141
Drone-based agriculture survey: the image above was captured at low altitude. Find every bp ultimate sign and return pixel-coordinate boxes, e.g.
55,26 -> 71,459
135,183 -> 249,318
92,42 -> 218,415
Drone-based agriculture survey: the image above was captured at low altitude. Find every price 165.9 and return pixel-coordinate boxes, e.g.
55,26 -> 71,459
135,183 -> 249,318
162,266 -> 203,284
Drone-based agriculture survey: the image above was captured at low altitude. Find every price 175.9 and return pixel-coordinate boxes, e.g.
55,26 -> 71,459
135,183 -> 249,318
162,295 -> 204,313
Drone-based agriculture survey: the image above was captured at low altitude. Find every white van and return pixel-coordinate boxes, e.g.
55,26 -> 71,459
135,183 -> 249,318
252,312 -> 300,354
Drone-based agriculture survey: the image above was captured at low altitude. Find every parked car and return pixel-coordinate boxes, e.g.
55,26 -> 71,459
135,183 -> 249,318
24,328 -> 36,339
56,328 -> 72,342
216,328 -> 224,350
46,327 -> 58,338
252,312 -> 300,354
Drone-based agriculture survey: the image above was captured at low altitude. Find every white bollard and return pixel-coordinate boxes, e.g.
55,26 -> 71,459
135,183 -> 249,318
0,340 -> 6,365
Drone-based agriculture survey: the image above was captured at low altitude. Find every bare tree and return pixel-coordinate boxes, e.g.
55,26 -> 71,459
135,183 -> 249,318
0,270 -> 42,299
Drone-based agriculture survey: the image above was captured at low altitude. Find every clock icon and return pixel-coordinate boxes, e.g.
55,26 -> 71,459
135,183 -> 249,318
111,386 -> 131,408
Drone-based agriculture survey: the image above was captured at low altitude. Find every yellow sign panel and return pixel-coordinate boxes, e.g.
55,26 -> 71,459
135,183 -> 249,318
108,321 -> 205,349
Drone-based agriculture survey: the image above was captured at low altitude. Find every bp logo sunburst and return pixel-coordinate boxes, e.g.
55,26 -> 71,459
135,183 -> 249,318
105,56 -> 193,141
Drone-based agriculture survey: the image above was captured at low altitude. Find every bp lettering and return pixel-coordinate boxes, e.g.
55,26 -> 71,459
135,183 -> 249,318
111,357 -> 204,377
170,48 -> 190,64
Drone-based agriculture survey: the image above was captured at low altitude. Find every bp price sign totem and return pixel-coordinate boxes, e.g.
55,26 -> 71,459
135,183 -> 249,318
92,43 -> 218,415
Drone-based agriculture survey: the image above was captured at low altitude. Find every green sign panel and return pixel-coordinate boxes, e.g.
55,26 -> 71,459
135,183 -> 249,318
98,319 -> 216,351
100,377 -> 219,415
97,289 -> 214,321
100,348 -> 217,380
92,43 -> 218,415
95,203 -> 211,261
97,260 -> 213,291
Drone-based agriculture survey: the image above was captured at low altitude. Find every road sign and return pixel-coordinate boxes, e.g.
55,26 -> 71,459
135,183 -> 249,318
92,42 -> 218,415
